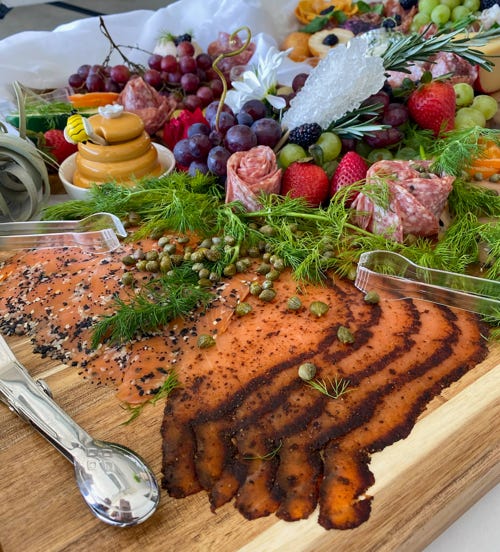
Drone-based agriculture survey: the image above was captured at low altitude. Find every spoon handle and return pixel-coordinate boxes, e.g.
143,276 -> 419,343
0,336 -> 92,463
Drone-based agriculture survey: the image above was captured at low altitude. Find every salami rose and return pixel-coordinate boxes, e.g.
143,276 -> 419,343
225,145 -> 282,211
351,159 -> 454,242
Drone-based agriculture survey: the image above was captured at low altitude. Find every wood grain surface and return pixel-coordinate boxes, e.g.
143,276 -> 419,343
0,331 -> 498,552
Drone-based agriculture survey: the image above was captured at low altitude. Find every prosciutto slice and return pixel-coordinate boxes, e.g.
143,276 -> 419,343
117,77 -> 176,135
225,145 -> 282,211
352,159 -> 454,242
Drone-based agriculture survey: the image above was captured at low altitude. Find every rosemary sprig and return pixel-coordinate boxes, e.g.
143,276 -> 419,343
121,369 -> 181,424
327,103 -> 389,138
306,375 -> 353,399
381,21 -> 500,74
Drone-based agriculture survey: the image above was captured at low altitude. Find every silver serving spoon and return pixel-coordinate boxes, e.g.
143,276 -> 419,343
0,335 -> 160,526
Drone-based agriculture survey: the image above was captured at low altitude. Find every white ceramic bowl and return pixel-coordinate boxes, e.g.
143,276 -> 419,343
58,143 -> 176,200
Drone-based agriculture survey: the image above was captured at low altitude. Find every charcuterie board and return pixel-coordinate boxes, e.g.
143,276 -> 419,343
0,323 -> 498,552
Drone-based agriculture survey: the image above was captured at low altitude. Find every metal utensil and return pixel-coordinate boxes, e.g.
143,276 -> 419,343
0,212 -> 127,252
0,335 -> 160,526
355,250 -> 500,317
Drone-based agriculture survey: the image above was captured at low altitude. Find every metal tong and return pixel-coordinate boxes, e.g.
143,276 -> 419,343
0,212 -> 127,253
355,250 -> 500,317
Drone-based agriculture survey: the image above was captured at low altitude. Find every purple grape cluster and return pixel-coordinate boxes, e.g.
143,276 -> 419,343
172,99 -> 283,178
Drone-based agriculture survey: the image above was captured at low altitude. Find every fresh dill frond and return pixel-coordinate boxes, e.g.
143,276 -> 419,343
121,369 -> 181,424
91,266 -> 213,347
243,440 -> 283,461
448,179 -> 500,219
430,127 -> 500,177
306,375 -> 353,399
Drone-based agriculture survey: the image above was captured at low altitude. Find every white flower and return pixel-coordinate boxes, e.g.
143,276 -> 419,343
225,46 -> 291,112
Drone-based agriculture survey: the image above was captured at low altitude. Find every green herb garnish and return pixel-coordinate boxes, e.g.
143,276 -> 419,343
306,375 -> 353,399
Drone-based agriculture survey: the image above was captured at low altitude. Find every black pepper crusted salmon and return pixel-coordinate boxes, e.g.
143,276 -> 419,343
0,241 -> 490,530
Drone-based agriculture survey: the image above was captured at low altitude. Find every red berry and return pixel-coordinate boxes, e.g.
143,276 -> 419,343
43,129 -> 78,165
280,161 -> 330,207
330,151 -> 368,204
407,80 -> 456,137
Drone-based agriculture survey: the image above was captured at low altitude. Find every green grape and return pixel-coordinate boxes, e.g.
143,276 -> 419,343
453,83 -> 474,107
431,4 -> 451,24
463,0 -> 480,11
472,95 -> 499,120
367,149 -> 393,163
451,5 -> 471,21
454,107 -> 486,129
411,11 -> 431,31
278,143 -> 307,169
395,147 -> 419,160
316,132 -> 342,162
418,0 -> 440,14
440,0 -> 460,8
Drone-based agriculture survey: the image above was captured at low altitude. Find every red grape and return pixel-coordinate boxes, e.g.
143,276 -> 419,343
364,127 -> 404,148
178,55 -> 197,74
207,146 -> 231,176
183,94 -> 203,111
208,79 -> 223,98
205,101 -> 234,124
187,123 -> 211,137
188,161 -> 209,176
188,133 -> 212,160
173,138 -> 195,167
77,64 -> 91,79
148,54 -> 163,71
143,69 -> 163,89
181,72 -> 200,93
251,118 -> 282,148
110,64 -> 130,84
177,41 -> 195,57
382,103 -> 409,127
224,124 -> 257,153
236,112 -> 253,126
292,72 -> 308,92
166,71 -> 182,85
196,53 -> 213,71
104,78 -> 121,92
86,73 -> 105,92
239,99 -> 267,121
161,55 -> 179,73
211,111 -> 236,135
196,86 -> 214,107
68,73 -> 85,90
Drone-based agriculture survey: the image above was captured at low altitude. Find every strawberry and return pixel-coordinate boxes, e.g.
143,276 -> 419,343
407,80 -> 456,137
330,151 -> 368,204
280,161 -> 330,207
43,129 -> 78,165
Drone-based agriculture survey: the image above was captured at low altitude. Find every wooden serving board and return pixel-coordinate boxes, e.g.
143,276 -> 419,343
0,329 -> 499,552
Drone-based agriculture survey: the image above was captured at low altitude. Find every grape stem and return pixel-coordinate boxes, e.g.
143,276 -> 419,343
212,26 -> 252,132
98,17 -> 144,73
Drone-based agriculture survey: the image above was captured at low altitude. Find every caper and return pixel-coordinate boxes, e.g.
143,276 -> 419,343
262,252 -> 271,262
192,262 -> 205,272
136,260 -> 147,271
259,288 -> 276,302
211,236 -> 222,245
160,257 -> 172,272
191,249 -> 207,263
337,325 -> 355,344
199,238 -> 213,249
145,250 -> 159,261
163,243 -> 177,255
259,224 -> 275,237
198,268 -> 210,279
209,271 -> 220,282
272,258 -> 285,271
121,272 -> 135,286
309,301 -> 329,317
298,362 -> 316,381
247,246 -> 260,258
197,334 -> 216,348
157,236 -> 170,248
121,254 -> 136,266
262,279 -> 274,290
205,248 -> 221,262
223,264 -> 237,277
287,295 -> 302,311
364,290 -> 380,304
474,172 -> 484,181
266,269 -> 280,281
198,278 -> 213,288
257,262 -> 272,275
235,260 -> 249,273
322,250 -> 335,259
145,260 -> 159,272
133,249 -> 145,260
490,173 -> 500,183
177,235 -> 190,244
249,282 -> 263,296
170,254 -> 184,266
224,235 -> 236,245
149,228 -> 164,240
127,211 -> 141,226
235,302 -> 253,317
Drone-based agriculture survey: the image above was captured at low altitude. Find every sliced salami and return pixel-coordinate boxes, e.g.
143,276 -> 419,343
225,145 -> 282,211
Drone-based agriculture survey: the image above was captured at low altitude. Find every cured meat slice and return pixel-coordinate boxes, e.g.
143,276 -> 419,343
225,145 -> 282,211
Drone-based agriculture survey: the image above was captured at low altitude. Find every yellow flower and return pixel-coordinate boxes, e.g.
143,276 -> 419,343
294,0 -> 358,24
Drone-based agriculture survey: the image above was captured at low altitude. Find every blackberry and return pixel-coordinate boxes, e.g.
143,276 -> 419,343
174,33 -> 192,45
288,123 -> 322,148
480,0 -> 499,9
399,0 -> 418,9
342,18 -> 379,35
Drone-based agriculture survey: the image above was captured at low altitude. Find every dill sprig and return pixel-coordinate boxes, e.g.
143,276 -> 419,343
306,375 -> 353,399
91,265 -> 213,347
243,440 -> 283,461
381,22 -> 500,74
121,369 -> 181,424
